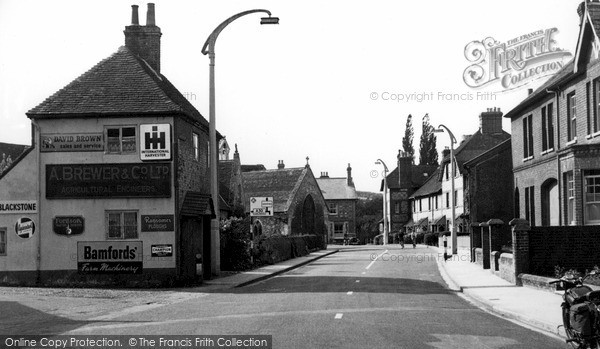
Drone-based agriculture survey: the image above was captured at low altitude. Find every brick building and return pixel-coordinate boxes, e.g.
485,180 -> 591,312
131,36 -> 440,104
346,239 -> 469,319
316,164 -> 358,244
505,1 -> 600,226
409,109 -> 510,239
242,161 -> 328,239
218,144 -> 245,218
0,4 -> 217,286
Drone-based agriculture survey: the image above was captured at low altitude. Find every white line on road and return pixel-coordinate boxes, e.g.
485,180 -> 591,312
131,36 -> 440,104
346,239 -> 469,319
366,250 -> 388,270
335,313 -> 343,319
361,272 -> 366,275
355,280 -> 360,283
347,291 -> 353,295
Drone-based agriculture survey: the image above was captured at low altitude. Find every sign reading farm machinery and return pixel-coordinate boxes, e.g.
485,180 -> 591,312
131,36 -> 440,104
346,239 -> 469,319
77,241 -> 143,274
41,133 -> 104,152
46,163 -> 171,199
140,124 -> 171,161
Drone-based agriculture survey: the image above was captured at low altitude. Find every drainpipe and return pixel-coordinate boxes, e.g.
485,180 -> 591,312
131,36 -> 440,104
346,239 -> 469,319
31,119 -> 42,284
547,88 -> 561,225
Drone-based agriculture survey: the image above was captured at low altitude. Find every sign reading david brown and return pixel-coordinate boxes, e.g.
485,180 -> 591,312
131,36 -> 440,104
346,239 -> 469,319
140,124 -> 171,161
46,163 -> 171,199
141,215 -> 174,232
77,241 -> 143,274
41,133 -> 104,152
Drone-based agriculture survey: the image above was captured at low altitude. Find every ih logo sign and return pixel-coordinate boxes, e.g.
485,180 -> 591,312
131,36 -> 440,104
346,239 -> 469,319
140,124 -> 171,161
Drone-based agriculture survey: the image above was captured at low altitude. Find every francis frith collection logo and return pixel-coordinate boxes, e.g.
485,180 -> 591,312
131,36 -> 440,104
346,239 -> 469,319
463,28 -> 572,91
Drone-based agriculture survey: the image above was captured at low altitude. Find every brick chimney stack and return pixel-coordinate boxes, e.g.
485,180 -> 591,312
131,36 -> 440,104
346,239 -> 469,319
320,172 -> 329,178
124,3 -> 162,73
442,147 -> 450,158
578,2 -> 586,26
277,160 -> 285,169
347,164 -> 354,186
397,150 -> 412,189
479,107 -> 503,134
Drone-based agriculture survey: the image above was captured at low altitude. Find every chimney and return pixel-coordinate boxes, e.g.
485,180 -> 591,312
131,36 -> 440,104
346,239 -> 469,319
528,88 -> 534,96
578,2 -> 586,26
479,107 -> 503,134
442,147 -> 450,158
347,163 -> 354,186
124,3 -> 162,73
397,150 -> 412,189
320,172 -> 329,178
233,143 -> 240,162
278,160 -> 285,169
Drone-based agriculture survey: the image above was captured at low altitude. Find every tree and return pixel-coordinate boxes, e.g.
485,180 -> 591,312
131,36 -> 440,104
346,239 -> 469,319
401,114 -> 415,164
419,113 -> 439,166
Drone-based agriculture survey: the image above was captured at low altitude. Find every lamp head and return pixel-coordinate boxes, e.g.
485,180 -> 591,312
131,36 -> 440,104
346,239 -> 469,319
261,16 -> 279,24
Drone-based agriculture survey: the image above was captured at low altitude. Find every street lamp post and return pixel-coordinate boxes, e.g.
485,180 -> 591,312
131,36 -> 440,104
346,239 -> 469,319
433,124 -> 457,255
375,159 -> 389,245
202,10 -> 278,276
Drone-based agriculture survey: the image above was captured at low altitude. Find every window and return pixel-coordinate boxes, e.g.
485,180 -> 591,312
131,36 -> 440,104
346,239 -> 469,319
106,211 -> 138,239
567,92 -> 577,142
419,199 -> 422,212
587,82 -> 592,135
435,195 -> 439,210
0,228 -> 5,256
566,172 -> 575,225
522,115 -> 533,159
333,222 -> 345,235
328,202 -> 338,215
542,104 -> 554,151
594,79 -> 600,133
193,132 -> 199,161
454,190 -> 458,207
394,202 -> 400,214
446,192 -> 450,208
444,163 -> 449,180
584,172 -> 600,224
106,126 -> 136,154
524,186 -> 535,226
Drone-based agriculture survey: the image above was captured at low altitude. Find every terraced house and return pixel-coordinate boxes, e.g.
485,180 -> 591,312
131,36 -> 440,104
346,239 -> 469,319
505,1 -> 600,226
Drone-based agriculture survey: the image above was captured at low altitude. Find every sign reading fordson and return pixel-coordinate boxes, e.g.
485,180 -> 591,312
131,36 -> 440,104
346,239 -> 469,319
77,241 -> 143,274
46,163 -> 171,199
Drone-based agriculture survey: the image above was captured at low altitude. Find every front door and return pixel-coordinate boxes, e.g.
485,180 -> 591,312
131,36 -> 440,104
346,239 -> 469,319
180,218 -> 203,284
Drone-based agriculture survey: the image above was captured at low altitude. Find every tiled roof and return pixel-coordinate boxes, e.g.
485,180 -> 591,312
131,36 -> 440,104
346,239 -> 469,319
316,177 -> 358,200
242,167 -> 307,213
241,164 -> 267,172
181,192 -> 216,218
386,164 -> 437,190
0,142 -> 28,161
410,168 -> 441,198
441,130 -> 511,172
27,46 -> 208,128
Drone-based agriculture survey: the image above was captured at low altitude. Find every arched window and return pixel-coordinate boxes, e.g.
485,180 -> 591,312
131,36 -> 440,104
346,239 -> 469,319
302,195 -> 316,234
253,220 -> 263,237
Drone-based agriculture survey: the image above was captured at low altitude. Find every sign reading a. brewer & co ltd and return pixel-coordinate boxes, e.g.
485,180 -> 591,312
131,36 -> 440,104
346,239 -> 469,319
46,163 -> 171,199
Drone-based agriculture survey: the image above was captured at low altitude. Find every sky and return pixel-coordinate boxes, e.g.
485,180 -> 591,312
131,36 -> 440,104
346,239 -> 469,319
0,0 -> 582,192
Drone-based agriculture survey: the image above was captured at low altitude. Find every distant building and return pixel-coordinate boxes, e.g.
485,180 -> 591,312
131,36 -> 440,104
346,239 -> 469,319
242,161 -> 328,240
504,2 -> 600,226
0,142 -> 29,176
409,108 -> 511,234
218,144 -> 244,218
316,164 -> 358,244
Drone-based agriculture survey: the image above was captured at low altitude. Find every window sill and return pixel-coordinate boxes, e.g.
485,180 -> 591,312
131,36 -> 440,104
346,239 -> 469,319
522,156 -> 534,162
566,138 -> 577,146
540,149 -> 554,156
586,131 -> 600,139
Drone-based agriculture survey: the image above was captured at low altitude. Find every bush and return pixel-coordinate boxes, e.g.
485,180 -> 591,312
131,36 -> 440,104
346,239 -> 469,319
220,217 -> 252,271
424,233 -> 438,246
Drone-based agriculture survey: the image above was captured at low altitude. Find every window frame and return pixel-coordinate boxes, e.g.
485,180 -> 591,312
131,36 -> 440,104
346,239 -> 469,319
0,228 -> 6,256
584,172 -> 600,225
105,125 -> 137,154
522,114 -> 534,159
328,202 -> 338,215
567,91 -> 577,142
106,210 -> 138,240
566,172 -> 575,225
193,132 -> 199,161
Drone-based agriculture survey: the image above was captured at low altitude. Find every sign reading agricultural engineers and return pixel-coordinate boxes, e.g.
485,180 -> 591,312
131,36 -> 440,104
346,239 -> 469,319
46,163 -> 171,199
77,241 -> 143,274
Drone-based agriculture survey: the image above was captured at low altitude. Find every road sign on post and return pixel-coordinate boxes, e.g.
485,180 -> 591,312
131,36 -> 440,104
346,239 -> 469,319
250,197 -> 273,217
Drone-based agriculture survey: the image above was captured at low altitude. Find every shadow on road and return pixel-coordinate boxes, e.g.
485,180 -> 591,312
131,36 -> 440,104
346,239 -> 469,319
203,276 -> 451,295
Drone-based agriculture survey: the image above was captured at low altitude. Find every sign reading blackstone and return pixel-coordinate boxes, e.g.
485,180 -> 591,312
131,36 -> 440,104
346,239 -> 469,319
46,163 -> 171,199
77,241 -> 143,274
141,215 -> 175,232
463,28 -> 572,91
15,217 -> 35,238
41,133 -> 103,152
53,216 -> 84,235
140,124 -> 171,161
0,201 -> 37,214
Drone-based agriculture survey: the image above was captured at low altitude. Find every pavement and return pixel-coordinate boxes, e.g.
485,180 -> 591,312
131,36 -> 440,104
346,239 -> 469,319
432,245 -> 566,340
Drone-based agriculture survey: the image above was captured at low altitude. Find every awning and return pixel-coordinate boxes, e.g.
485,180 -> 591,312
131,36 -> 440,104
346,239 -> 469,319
455,214 -> 468,224
434,215 -> 446,226
405,217 -> 414,227
416,217 -> 429,227
181,191 -> 216,218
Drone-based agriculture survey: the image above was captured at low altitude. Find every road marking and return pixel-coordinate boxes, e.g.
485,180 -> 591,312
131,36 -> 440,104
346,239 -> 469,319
361,271 -> 366,275
335,313 -> 343,319
366,250 -> 388,270
347,291 -> 353,295
355,280 -> 360,283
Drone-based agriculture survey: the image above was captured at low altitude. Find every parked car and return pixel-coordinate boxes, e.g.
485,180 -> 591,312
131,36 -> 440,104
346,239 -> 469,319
349,237 -> 360,245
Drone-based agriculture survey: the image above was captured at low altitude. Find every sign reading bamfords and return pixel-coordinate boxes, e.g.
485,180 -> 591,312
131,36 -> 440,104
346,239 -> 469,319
141,215 -> 175,232
140,124 -> 171,161
41,133 -> 104,152
46,163 -> 171,199
0,201 -> 37,214
53,216 -> 84,235
77,241 -> 143,274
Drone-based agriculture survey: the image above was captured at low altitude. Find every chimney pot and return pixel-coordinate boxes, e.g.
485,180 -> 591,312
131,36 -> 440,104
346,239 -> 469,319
147,3 -> 156,26
131,5 -> 139,25
278,160 -> 285,169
